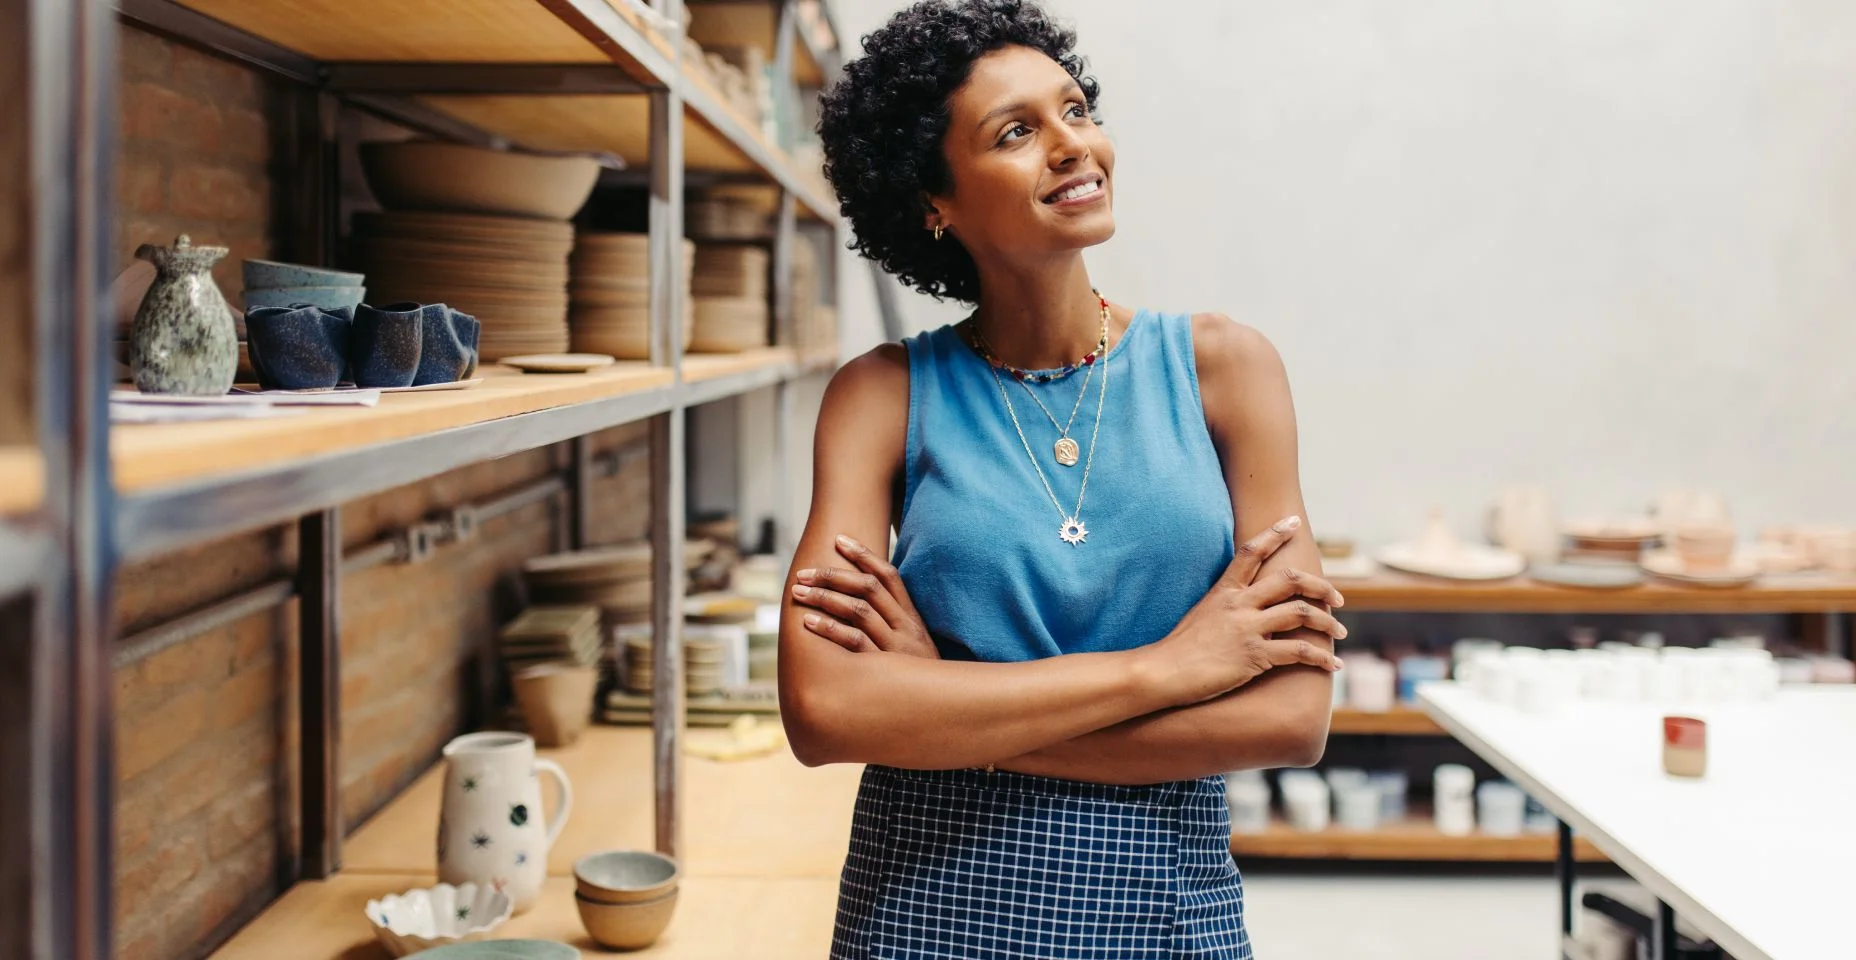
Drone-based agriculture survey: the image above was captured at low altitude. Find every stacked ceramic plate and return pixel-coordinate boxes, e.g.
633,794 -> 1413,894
568,234 -> 695,360
690,245 -> 769,353
525,543 -> 655,626
352,211 -> 575,360
525,540 -> 716,626
498,605 -> 603,671
687,195 -> 768,240
1561,519 -> 1661,565
621,635 -> 724,697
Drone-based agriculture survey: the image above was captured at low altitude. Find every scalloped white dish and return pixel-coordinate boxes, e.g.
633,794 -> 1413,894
1640,549 -> 1759,588
365,882 -> 514,957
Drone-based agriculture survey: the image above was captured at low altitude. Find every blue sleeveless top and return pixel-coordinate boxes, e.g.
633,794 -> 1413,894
893,310 -> 1237,662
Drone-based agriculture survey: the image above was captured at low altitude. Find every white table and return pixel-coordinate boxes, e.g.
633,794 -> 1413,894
1419,683 -> 1856,960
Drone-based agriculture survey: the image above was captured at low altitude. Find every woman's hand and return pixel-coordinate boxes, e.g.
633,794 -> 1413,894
1142,515 -> 1347,706
791,535 -> 941,659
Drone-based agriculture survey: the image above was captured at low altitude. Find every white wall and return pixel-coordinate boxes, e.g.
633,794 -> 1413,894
827,0 -> 1856,545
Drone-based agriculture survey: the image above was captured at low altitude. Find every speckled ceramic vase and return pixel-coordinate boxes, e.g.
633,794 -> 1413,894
437,732 -> 573,915
129,234 -> 238,396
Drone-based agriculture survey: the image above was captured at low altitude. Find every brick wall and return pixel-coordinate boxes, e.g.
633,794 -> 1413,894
108,26 -> 661,960
116,24 -> 275,321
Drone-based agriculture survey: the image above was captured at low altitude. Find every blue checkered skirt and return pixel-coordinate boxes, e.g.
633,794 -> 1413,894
831,765 -> 1253,959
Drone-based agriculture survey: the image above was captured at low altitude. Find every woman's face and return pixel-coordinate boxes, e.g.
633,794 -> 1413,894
928,45 -> 1116,264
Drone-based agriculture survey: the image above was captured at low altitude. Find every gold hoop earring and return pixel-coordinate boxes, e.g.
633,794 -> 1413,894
933,224 -> 944,242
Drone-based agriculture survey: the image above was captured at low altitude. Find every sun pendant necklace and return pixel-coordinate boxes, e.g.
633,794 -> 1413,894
965,292 -> 1111,467
982,307 -> 1113,545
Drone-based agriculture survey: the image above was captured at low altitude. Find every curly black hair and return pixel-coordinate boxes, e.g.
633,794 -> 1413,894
817,0 -> 1100,303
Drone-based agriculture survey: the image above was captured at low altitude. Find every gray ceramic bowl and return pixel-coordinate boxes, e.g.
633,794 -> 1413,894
572,850 -> 680,905
242,258 -> 364,289
244,285 -> 366,313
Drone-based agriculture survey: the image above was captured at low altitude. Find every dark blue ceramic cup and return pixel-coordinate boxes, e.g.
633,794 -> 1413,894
350,302 -> 425,388
243,304 -> 352,390
413,304 -> 478,386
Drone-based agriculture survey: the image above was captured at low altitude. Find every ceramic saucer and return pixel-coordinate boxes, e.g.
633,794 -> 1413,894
501,353 -> 616,373
1640,550 -> 1759,587
1528,561 -> 1643,590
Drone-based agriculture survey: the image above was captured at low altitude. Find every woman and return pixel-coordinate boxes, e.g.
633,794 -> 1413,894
779,1 -> 1346,956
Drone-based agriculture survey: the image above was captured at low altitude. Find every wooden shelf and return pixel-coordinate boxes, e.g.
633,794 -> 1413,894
0,445 -> 43,516
209,873 -> 842,959
169,0 -> 839,218
112,363 -> 671,495
686,0 -> 828,87
111,349 -> 832,560
343,725 -> 863,879
1231,814 -> 1608,863
1332,570 -> 1856,614
1329,706 -> 1446,736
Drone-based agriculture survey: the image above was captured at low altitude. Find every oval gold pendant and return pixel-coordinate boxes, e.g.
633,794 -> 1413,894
1054,437 -> 1080,467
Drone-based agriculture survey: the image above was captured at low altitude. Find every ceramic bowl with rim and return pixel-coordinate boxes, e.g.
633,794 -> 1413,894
243,284 -> 366,313
359,140 -> 601,220
575,888 -> 679,950
242,258 -> 365,289
409,940 -> 581,960
364,882 -> 514,957
573,849 -> 680,904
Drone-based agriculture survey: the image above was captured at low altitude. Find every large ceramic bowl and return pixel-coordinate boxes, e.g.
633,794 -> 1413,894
242,258 -> 364,289
573,849 -> 680,905
243,285 -> 366,313
360,141 -> 601,220
364,882 -> 514,957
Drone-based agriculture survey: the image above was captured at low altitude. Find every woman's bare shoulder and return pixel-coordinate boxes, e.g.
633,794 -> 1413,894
1185,313 -> 1294,438
816,342 -> 911,455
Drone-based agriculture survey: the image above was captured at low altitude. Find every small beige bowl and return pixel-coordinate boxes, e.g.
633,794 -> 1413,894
1672,525 -> 1736,572
575,889 -> 678,950
573,849 -> 680,904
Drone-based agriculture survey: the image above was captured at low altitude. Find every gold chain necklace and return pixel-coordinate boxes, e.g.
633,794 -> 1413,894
1010,317 -> 1104,467
984,313 -> 1112,546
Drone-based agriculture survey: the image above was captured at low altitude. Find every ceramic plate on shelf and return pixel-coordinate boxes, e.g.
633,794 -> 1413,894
1528,561 -> 1644,590
1374,543 -> 1526,581
377,378 -> 485,394
1320,553 -> 1378,580
1640,550 -> 1759,587
499,353 -> 616,374
1562,518 -> 1661,544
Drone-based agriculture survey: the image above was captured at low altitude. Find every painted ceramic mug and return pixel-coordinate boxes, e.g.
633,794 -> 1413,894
437,732 -> 574,915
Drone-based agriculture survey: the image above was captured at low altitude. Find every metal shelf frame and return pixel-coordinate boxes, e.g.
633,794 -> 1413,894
3,0 -> 848,956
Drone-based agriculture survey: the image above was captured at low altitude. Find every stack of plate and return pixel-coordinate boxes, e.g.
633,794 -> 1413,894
352,211 -> 574,360
684,636 -> 726,696
568,234 -> 695,360
692,245 -> 768,299
620,634 -> 726,696
687,195 -> 768,240
525,543 -> 655,625
691,298 -> 770,353
1562,520 -> 1662,565
525,540 -> 717,626
498,605 -> 603,671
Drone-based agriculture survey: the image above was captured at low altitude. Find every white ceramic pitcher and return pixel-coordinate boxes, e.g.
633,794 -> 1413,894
437,732 -> 573,915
